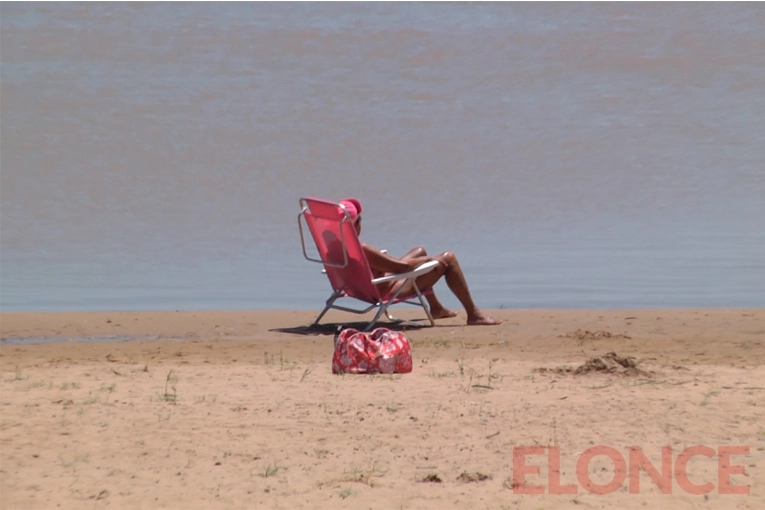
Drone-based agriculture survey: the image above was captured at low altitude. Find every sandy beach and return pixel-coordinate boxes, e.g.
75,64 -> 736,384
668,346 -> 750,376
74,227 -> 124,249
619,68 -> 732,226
1,308 -> 763,509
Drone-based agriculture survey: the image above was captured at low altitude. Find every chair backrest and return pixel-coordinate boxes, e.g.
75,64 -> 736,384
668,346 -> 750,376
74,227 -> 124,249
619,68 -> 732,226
298,197 -> 383,304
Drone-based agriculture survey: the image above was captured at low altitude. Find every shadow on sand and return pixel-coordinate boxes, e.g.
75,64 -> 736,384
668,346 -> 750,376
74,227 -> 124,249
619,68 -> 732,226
271,319 -> 437,337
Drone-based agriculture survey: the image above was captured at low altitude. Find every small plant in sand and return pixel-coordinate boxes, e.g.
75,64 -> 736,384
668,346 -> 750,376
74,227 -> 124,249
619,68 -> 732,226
457,471 -> 492,483
100,382 -> 116,404
343,464 -> 385,486
300,363 -> 316,383
58,453 -> 90,468
5,366 -> 26,382
339,487 -> 356,499
462,359 -> 503,392
700,388 -> 720,407
263,463 -> 280,478
427,370 -> 457,378
160,369 -> 178,403
386,403 -> 401,413
24,380 -> 48,390
279,351 -> 298,371
59,412 -> 71,427
155,409 -> 172,422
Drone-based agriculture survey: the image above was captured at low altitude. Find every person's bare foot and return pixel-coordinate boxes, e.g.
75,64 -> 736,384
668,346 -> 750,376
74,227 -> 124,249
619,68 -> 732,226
430,307 -> 458,320
467,313 -> 502,326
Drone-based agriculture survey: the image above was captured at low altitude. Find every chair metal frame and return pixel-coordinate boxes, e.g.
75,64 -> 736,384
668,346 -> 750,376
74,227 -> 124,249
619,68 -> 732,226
298,197 -> 438,331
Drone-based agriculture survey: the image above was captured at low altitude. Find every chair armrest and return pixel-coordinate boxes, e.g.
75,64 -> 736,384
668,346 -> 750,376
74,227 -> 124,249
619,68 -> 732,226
323,249 -> 388,274
371,260 -> 440,285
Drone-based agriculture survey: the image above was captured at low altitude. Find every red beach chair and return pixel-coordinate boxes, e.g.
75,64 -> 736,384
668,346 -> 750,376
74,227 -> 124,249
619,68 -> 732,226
298,197 -> 439,331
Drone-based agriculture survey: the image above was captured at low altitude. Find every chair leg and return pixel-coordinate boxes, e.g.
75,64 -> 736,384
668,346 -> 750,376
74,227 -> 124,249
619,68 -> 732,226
364,279 -> 436,330
364,304 -> 388,332
370,280 -> 411,329
314,291 -> 342,325
413,283 -> 435,327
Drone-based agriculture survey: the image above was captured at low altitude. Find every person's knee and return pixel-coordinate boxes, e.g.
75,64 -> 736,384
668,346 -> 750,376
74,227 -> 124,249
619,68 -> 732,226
413,246 -> 427,256
438,251 -> 457,266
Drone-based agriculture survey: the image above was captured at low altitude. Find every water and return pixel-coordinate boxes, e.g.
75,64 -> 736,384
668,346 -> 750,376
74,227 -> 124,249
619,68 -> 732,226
1,3 -> 764,312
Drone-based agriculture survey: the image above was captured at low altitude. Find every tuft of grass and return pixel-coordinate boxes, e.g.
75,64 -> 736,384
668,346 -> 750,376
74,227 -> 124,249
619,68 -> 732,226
462,359 -> 503,392
427,371 -> 457,378
160,370 -> 178,403
457,471 -> 492,483
24,380 -> 48,390
339,487 -> 356,499
300,363 -> 316,383
100,383 -> 117,404
59,453 -> 89,468
343,464 -> 385,486
6,366 -> 26,382
279,351 -> 297,371
700,388 -> 720,407
263,463 -> 280,478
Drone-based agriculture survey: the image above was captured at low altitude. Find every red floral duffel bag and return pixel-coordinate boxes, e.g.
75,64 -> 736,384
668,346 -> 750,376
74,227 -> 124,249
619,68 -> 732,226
332,328 -> 413,374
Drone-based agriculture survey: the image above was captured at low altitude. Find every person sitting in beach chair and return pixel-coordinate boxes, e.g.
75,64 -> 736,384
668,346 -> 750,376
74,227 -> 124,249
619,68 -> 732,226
338,198 -> 501,326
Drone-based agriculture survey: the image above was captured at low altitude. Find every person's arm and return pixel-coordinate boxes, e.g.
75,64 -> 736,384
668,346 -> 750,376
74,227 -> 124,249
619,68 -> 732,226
362,243 -> 430,274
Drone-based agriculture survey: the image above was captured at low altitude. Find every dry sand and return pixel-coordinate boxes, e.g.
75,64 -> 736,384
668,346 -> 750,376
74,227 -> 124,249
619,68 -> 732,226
1,308 -> 763,509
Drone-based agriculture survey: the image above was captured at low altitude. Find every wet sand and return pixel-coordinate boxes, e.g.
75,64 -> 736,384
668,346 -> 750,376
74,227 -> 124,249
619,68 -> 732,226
1,309 -> 763,509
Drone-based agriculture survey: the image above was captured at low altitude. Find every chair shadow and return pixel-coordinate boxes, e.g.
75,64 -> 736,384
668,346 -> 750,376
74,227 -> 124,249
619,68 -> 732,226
270,319 -> 437,337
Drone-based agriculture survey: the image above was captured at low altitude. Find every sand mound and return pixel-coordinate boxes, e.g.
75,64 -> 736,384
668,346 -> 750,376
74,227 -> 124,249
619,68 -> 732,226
535,351 -> 652,377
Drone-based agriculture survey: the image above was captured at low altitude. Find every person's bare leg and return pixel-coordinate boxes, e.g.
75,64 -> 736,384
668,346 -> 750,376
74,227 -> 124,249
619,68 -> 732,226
400,247 -> 457,319
437,252 -> 501,325
397,251 -> 500,326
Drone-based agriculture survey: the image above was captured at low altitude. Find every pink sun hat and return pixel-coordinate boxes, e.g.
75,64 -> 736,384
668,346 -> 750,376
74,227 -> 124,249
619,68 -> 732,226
338,198 -> 363,220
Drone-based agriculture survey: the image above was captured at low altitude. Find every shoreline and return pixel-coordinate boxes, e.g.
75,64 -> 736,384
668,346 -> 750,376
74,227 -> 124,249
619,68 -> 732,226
2,308 -> 763,365
2,309 -> 763,509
